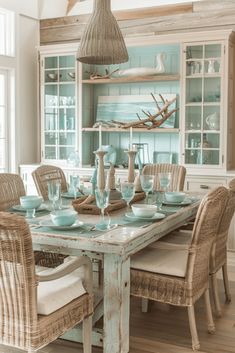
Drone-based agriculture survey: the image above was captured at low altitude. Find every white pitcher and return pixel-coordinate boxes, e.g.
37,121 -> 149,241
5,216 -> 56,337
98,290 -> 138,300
205,112 -> 219,130
207,60 -> 216,74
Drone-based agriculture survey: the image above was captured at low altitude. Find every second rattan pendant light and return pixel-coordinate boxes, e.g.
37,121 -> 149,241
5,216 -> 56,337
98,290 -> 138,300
77,0 -> 129,65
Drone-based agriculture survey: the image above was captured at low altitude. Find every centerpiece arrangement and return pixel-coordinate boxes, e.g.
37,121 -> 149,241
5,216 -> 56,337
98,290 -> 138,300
72,126 -> 145,217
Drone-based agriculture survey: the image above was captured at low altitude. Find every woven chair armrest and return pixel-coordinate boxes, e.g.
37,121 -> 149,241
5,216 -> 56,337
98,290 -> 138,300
37,256 -> 92,293
150,241 -> 189,250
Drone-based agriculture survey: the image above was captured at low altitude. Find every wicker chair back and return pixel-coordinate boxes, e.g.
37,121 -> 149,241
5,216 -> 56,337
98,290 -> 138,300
0,173 -> 26,211
32,165 -> 68,200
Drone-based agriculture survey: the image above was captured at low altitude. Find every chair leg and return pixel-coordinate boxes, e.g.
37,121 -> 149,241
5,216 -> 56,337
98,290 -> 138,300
204,288 -> 215,334
83,315 -> 92,353
222,263 -> 232,303
98,260 -> 103,286
187,305 -> 200,351
141,298 -> 149,313
211,273 -> 222,317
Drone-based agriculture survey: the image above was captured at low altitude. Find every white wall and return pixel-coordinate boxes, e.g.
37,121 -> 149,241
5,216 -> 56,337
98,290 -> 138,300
16,15 -> 39,166
0,0 -> 39,18
0,0 -> 40,171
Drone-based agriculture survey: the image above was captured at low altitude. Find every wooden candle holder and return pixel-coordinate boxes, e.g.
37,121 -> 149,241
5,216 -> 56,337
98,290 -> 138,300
126,150 -> 137,183
94,150 -> 107,190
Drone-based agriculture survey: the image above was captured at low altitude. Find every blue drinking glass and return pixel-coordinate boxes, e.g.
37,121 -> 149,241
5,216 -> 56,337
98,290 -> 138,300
121,182 -> 135,207
140,175 -> 154,204
47,181 -> 61,211
95,189 -> 110,230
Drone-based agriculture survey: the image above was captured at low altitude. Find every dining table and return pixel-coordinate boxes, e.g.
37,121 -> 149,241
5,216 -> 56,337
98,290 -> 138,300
29,195 -> 201,353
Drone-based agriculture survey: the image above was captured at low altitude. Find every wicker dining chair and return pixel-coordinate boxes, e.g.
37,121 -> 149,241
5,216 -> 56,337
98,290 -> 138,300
32,165 -> 68,200
142,163 -> 186,191
0,173 -> 26,210
131,186 -> 228,351
0,212 -> 93,353
0,173 -> 65,268
155,178 -> 235,317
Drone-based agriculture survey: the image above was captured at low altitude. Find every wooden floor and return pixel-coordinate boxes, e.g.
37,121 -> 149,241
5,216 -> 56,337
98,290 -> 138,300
1,252 -> 235,353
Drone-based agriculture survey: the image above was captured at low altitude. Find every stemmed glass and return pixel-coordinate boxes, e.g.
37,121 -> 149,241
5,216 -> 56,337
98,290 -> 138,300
155,190 -> 164,211
47,181 -> 61,211
121,182 -> 135,207
159,172 -> 171,204
159,172 -> 171,191
95,188 -> 110,230
140,175 -> 154,204
69,175 -> 80,199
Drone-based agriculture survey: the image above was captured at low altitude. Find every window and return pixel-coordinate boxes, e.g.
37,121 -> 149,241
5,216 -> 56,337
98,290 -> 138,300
0,70 -> 8,172
0,8 -> 14,57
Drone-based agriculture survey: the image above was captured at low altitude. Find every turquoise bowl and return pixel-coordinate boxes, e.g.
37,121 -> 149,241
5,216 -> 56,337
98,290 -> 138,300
50,210 -> 77,226
20,196 -> 43,209
131,204 -> 157,218
165,192 -> 186,203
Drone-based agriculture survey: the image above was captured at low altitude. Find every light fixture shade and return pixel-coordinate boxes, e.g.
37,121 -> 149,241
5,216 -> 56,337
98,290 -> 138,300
77,0 -> 129,65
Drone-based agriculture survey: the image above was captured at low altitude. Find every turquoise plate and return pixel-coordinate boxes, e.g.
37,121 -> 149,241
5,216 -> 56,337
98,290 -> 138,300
125,212 -> 165,221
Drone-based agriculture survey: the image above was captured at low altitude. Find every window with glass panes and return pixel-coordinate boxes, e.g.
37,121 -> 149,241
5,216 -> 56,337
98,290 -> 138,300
0,71 -> 7,172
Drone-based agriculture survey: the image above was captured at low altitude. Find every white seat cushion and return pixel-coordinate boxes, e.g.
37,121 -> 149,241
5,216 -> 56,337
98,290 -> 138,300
159,230 -> 192,245
37,267 -> 86,315
131,247 -> 189,278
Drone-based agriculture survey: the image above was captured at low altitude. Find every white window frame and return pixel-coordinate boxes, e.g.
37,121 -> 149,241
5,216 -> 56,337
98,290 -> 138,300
0,7 -> 15,57
0,69 -> 9,172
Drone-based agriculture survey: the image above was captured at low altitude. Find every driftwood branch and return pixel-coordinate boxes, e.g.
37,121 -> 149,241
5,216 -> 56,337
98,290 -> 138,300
85,68 -> 119,80
113,93 -> 178,129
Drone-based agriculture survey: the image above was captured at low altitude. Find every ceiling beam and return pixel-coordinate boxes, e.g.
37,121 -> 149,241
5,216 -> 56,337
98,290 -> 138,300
40,1 -> 235,45
41,3 -> 193,29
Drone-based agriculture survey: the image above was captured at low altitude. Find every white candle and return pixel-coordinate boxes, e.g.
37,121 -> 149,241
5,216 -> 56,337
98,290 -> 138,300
99,124 -> 102,149
129,127 -> 133,150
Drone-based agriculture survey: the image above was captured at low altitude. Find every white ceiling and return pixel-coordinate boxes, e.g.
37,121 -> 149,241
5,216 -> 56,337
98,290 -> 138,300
39,0 -> 203,19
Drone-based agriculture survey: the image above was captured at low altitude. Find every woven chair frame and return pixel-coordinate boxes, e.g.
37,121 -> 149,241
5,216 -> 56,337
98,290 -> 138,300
131,186 -> 228,307
142,163 -> 186,191
0,173 -> 66,268
0,173 -> 26,211
210,178 -> 235,273
32,165 -> 68,201
0,212 -> 93,351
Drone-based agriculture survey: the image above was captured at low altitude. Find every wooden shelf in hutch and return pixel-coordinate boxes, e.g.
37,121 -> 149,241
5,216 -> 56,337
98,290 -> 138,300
82,127 -> 180,133
81,74 -> 180,85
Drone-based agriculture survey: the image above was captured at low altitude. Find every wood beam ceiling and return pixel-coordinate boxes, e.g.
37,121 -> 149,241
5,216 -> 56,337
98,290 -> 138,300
40,1 -> 235,45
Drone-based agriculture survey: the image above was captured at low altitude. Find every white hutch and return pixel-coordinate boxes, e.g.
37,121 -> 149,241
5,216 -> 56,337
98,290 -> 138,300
20,28 -> 235,249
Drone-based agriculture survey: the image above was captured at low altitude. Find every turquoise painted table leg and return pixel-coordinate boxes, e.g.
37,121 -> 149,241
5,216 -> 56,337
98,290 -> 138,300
103,254 -> 130,353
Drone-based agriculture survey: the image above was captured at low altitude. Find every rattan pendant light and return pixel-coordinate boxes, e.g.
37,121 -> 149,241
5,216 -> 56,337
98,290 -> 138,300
77,0 -> 129,65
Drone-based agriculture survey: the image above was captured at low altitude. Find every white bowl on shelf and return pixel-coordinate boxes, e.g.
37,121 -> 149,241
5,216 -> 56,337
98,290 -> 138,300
131,204 -> 157,218
164,192 -> 186,203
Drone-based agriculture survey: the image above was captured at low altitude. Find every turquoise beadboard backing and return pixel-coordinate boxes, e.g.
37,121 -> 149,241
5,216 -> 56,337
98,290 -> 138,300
82,43 -> 180,166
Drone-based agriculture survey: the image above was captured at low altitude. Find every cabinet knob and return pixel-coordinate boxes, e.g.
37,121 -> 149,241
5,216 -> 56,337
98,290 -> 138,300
200,184 -> 209,189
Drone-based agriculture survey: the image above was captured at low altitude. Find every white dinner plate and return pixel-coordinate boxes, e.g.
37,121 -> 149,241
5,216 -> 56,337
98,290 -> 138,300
125,212 -> 165,221
12,204 -> 48,212
39,220 -> 84,230
163,199 -> 192,206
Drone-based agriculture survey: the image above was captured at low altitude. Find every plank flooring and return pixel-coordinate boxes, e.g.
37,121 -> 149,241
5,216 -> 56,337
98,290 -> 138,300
0,252 -> 235,353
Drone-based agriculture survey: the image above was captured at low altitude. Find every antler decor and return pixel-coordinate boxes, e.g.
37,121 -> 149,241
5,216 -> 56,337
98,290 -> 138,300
86,68 -> 119,80
113,93 -> 178,130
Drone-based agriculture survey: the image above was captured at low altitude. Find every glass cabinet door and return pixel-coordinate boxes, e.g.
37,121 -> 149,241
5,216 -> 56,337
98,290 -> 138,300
183,43 -> 222,167
43,54 -> 77,161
